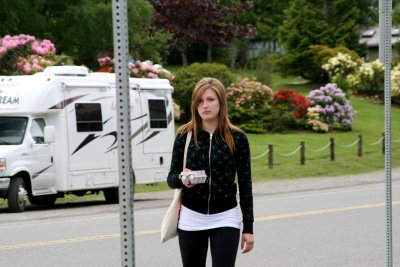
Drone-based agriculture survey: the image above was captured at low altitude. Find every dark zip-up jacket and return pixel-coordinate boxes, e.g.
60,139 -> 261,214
167,128 -> 254,234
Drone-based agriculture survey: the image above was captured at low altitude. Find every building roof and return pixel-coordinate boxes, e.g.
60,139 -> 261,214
359,26 -> 400,47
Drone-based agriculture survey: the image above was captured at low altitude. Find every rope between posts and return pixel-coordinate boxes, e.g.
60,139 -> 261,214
337,138 -> 360,148
308,141 -> 332,152
366,136 -> 383,146
276,145 -> 302,157
251,149 -> 270,160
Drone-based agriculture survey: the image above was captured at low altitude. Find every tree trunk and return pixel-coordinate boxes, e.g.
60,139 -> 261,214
180,47 -> 188,66
229,43 -> 238,70
322,0 -> 328,20
207,44 -> 212,63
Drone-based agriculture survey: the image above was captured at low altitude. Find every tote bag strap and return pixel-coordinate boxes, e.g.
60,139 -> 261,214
183,131 -> 192,169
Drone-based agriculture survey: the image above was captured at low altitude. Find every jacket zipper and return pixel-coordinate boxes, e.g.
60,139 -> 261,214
207,133 -> 213,214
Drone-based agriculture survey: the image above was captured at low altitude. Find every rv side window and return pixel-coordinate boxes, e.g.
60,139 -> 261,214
75,103 -> 103,132
30,118 -> 46,144
148,99 -> 167,129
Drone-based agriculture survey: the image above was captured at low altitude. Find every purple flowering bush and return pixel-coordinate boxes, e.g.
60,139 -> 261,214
0,34 -> 71,75
307,83 -> 354,131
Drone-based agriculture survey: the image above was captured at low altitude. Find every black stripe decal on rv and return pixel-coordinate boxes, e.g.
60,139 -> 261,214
72,111 -> 171,154
49,95 -> 88,109
138,131 -> 160,144
32,165 -> 53,179
71,134 -> 99,155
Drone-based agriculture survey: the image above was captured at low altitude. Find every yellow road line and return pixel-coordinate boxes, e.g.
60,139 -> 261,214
255,200 -> 400,222
1,201 -> 399,251
0,230 -> 158,251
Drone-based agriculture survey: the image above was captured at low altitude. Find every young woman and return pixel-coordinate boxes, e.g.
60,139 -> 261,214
167,77 -> 254,267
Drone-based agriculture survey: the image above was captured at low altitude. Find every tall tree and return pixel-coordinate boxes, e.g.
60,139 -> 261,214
0,0 -> 46,37
278,0 -> 368,82
150,0 -> 255,66
278,0 -> 331,81
46,0 -> 170,69
0,0 -> 170,69
325,0 -> 362,52
252,0 -> 290,52
198,1 -> 255,62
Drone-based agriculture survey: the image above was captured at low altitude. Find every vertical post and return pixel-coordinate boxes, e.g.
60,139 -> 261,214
358,134 -> 362,157
330,137 -> 335,161
380,0 -> 393,266
112,0 -> 135,266
268,144 -> 273,169
300,141 -> 305,165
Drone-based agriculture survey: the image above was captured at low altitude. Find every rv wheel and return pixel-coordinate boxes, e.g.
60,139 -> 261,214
8,177 -> 28,212
104,188 -> 119,203
29,195 -> 57,206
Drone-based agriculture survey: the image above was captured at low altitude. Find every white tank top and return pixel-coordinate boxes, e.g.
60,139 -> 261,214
178,205 -> 241,231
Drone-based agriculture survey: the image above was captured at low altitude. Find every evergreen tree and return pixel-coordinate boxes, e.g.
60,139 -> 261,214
326,0 -> 365,55
278,0 -> 368,82
252,0 -> 290,52
278,0 -> 331,81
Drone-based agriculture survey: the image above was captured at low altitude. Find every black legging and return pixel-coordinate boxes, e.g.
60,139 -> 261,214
178,227 -> 240,267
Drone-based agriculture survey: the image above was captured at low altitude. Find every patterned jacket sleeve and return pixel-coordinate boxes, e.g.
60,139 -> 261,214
167,134 -> 185,188
235,132 -> 254,234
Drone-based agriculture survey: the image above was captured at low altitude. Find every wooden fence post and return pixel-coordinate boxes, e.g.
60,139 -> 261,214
382,132 -> 385,155
300,141 -> 305,165
358,134 -> 362,157
330,137 -> 335,161
268,144 -> 273,169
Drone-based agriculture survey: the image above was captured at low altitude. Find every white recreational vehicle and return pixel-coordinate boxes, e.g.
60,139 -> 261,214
0,66 -> 175,212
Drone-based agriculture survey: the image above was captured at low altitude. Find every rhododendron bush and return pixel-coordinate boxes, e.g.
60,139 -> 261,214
97,55 -> 174,81
226,78 -> 273,133
226,80 -> 354,133
307,83 -> 354,131
268,89 -> 311,132
0,34 -> 71,75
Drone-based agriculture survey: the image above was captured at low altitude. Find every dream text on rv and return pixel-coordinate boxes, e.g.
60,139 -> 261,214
0,96 -> 20,104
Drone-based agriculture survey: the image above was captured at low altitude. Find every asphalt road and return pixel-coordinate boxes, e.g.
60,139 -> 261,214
1,168 -> 400,267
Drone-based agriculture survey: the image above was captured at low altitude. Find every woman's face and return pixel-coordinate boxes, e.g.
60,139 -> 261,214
197,88 -> 220,123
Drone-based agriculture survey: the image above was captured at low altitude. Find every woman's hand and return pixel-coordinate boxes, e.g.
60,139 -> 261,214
241,233 -> 254,253
181,168 -> 197,188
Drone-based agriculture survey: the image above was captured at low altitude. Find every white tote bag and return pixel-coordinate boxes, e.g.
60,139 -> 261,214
161,131 -> 191,243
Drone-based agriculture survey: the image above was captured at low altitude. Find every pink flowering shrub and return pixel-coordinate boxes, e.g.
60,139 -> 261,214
226,78 -> 273,133
97,56 -> 174,81
0,34 -> 71,75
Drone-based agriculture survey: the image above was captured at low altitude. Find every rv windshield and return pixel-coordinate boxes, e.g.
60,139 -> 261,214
0,117 -> 28,145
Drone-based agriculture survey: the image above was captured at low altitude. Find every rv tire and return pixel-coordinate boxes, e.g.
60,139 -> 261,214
29,194 -> 57,206
8,177 -> 28,212
104,187 -> 119,203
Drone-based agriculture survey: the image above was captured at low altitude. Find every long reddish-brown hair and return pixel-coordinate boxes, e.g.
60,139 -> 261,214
178,77 -> 242,152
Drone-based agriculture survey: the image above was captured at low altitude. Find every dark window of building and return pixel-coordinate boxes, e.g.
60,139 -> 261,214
75,103 -> 103,132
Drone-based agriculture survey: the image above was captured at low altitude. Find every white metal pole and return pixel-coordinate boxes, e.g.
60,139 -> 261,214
379,0 -> 393,266
112,0 -> 136,266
